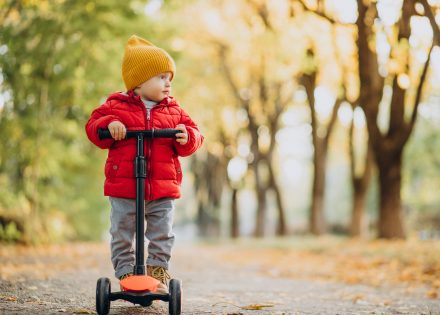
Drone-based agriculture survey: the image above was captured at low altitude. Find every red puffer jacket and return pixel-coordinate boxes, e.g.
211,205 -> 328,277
85,90 -> 204,200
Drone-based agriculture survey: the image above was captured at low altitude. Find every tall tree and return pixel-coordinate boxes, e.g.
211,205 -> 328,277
0,0 -> 155,242
218,43 -> 291,236
356,0 -> 434,238
299,48 -> 343,235
296,0 -> 437,238
197,0 -> 296,237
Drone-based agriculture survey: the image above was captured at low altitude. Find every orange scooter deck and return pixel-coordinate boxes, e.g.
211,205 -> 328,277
120,275 -> 160,292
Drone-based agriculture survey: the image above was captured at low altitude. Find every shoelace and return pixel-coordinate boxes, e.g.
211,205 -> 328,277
119,272 -> 133,281
149,266 -> 171,285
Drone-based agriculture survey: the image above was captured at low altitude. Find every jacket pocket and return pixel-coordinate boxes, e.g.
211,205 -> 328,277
173,156 -> 182,184
105,157 -> 121,180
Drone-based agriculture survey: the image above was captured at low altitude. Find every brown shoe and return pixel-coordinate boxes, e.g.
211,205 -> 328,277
147,266 -> 171,294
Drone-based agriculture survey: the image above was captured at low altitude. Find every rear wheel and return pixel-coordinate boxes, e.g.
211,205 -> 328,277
168,279 -> 181,315
96,277 -> 111,315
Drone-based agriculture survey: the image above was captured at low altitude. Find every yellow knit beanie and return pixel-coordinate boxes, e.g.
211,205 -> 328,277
121,35 -> 176,91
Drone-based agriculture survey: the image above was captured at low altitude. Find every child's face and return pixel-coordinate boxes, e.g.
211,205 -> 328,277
134,72 -> 172,102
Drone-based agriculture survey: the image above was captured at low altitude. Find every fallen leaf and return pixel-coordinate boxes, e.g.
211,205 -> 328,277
213,301 -> 274,310
426,290 -> 438,299
72,309 -> 95,314
241,304 -> 274,310
0,295 -> 17,302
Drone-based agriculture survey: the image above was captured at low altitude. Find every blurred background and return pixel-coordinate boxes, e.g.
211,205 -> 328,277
0,0 -> 439,244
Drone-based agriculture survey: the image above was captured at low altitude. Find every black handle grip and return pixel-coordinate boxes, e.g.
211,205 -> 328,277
153,129 -> 181,138
98,128 -> 179,140
98,129 -> 112,139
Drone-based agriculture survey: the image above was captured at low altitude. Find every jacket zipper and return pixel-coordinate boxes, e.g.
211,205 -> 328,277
146,108 -> 152,200
134,93 -> 165,201
135,95 -> 151,201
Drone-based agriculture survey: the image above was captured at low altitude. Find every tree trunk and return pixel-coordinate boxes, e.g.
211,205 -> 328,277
254,162 -> 267,237
230,188 -> 239,238
301,65 -> 337,236
192,152 -> 226,237
350,166 -> 373,237
197,204 -> 220,237
351,189 -> 367,236
377,153 -> 405,238
248,109 -> 267,238
267,159 -> 287,235
310,142 -> 327,235
349,111 -> 373,237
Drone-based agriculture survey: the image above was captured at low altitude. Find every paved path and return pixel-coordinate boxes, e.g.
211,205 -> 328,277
0,240 -> 438,314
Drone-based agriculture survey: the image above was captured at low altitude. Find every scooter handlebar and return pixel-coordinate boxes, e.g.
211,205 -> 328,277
98,128 -> 180,140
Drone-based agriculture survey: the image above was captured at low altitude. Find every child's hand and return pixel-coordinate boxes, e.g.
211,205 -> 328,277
175,124 -> 188,145
108,121 -> 126,140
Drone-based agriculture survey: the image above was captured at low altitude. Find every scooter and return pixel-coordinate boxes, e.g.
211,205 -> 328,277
95,128 -> 182,315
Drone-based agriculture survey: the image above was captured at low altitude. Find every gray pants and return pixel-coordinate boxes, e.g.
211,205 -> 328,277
109,196 -> 175,279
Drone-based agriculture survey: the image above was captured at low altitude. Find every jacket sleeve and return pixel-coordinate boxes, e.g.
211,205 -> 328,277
174,108 -> 204,157
85,101 -> 121,149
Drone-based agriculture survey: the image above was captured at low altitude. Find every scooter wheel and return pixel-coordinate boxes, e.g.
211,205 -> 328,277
168,279 -> 181,315
96,277 -> 111,315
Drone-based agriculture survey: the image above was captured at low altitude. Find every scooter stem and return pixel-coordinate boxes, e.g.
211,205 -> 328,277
134,134 -> 146,275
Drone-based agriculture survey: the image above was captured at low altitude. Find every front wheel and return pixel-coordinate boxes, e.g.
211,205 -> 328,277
169,279 -> 181,315
96,277 -> 111,315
